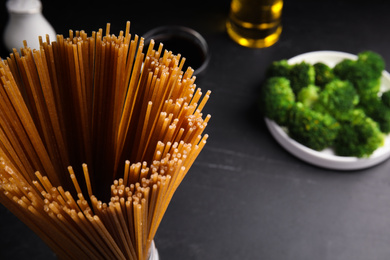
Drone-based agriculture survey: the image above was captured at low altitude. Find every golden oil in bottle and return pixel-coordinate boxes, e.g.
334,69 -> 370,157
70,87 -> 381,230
226,0 -> 283,48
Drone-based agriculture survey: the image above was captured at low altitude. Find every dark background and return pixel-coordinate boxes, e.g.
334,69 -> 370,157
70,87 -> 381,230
2,0 -> 390,259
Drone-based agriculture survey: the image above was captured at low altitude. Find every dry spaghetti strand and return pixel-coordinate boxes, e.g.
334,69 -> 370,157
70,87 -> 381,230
0,21 -> 211,260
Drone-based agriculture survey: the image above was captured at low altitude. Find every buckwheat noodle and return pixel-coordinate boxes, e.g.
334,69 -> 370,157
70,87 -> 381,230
0,21 -> 210,260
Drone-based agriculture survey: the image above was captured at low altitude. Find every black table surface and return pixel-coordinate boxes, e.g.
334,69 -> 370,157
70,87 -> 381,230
1,0 -> 390,259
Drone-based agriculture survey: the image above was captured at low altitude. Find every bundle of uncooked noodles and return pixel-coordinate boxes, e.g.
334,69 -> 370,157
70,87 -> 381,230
0,22 -> 210,260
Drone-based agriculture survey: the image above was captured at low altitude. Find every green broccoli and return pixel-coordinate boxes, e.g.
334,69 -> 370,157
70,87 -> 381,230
289,61 -> 315,95
333,109 -> 385,157
333,51 -> 384,101
287,102 -> 340,151
261,51 -> 387,157
313,62 -> 334,88
381,90 -> 390,107
359,96 -> 390,134
357,50 -> 385,79
260,77 -> 295,126
333,58 -> 355,79
313,79 -> 359,120
266,59 -> 291,78
297,84 -> 320,108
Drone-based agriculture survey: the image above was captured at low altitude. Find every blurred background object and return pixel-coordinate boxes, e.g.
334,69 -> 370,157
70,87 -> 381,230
226,0 -> 283,48
3,0 -> 56,52
143,25 -> 210,76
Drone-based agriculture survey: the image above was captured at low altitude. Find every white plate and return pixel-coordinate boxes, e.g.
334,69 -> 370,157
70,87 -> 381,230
265,51 -> 390,170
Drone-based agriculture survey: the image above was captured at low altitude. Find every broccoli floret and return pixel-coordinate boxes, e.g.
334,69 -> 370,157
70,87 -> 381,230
289,61 -> 315,95
287,102 -> 340,151
266,59 -> 291,78
260,77 -> 295,126
333,58 -> 356,79
262,52 -> 386,157
357,50 -> 385,79
381,90 -> 390,107
313,62 -> 334,88
333,52 -> 383,101
360,96 -> 390,134
297,84 -> 320,108
334,109 -> 384,157
312,79 -> 359,120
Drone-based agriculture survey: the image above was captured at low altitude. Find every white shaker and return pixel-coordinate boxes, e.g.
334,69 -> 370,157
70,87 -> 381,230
3,0 -> 56,52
